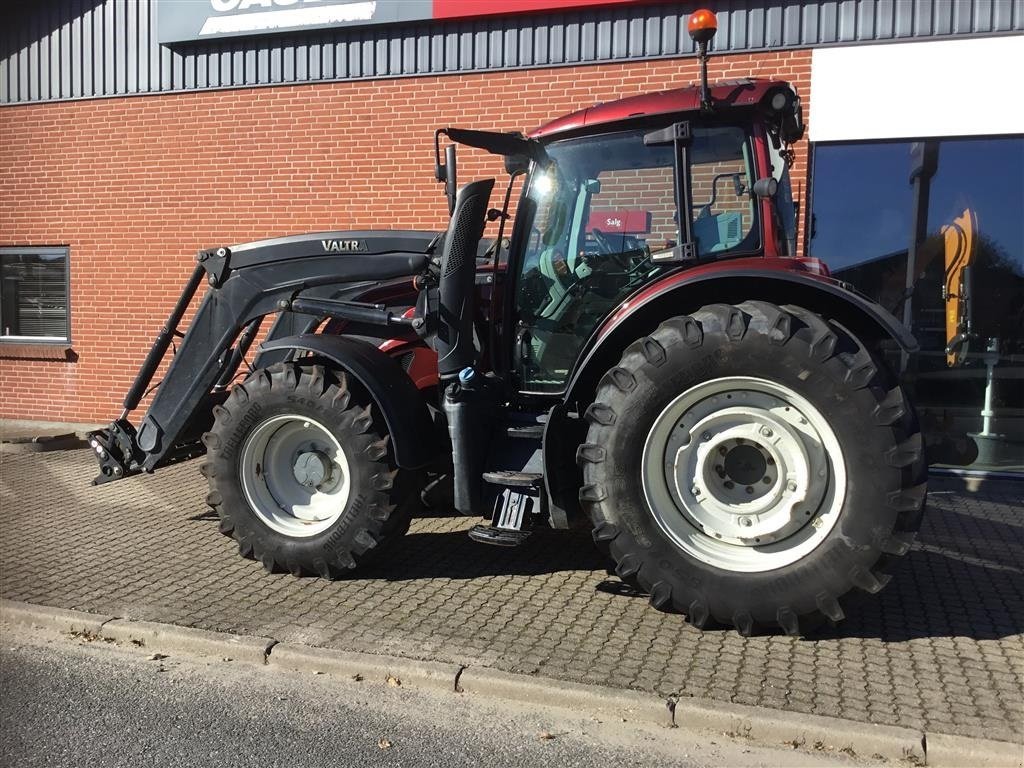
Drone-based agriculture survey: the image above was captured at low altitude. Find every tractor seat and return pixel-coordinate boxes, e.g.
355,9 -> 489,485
693,211 -> 742,253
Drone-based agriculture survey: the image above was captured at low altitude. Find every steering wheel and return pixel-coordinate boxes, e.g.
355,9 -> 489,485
589,228 -> 634,271
591,227 -> 616,255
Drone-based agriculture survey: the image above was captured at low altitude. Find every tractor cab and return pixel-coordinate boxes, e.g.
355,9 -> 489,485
509,80 -> 803,393
435,74 -> 805,398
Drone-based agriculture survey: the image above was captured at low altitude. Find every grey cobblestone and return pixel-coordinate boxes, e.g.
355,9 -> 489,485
1,449 -> 1022,743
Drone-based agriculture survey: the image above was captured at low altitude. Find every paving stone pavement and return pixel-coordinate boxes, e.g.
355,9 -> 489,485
1,449 -> 1021,743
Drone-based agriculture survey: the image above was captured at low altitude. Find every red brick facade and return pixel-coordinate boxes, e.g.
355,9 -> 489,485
0,50 -> 811,422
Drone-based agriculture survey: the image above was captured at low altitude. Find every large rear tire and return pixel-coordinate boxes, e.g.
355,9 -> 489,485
202,361 -> 416,578
578,302 -> 926,636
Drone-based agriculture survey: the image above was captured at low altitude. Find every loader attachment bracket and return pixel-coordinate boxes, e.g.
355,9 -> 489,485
89,419 -> 141,484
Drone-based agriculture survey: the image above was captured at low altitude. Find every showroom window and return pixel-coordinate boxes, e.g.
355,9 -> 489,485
0,247 -> 71,343
810,136 -> 1024,472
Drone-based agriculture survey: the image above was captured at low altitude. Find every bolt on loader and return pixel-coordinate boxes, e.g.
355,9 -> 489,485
90,10 -> 926,636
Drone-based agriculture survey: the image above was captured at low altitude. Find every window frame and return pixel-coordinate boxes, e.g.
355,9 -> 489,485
0,245 -> 72,345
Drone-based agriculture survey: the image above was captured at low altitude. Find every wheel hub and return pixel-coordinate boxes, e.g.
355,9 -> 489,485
239,415 -> 351,538
642,377 -> 845,573
292,450 -> 333,489
722,443 -> 767,486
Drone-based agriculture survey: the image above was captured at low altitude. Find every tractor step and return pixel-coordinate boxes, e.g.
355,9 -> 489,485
482,470 -> 543,488
506,424 -> 545,439
468,525 -> 532,547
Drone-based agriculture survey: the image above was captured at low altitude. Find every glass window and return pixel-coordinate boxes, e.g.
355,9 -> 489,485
690,130 -> 758,255
515,125 -> 756,392
810,136 -> 1024,473
0,247 -> 71,343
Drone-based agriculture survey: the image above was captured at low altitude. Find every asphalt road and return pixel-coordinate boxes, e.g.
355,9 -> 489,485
0,624 -> 865,768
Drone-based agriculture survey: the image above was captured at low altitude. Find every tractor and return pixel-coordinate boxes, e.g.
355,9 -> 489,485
89,10 -> 926,636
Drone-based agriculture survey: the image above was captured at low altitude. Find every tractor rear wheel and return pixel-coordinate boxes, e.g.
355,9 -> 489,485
578,302 -> 926,635
202,361 -> 416,578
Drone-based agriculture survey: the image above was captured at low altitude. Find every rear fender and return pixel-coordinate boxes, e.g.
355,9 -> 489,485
563,266 -> 917,411
260,334 -> 436,470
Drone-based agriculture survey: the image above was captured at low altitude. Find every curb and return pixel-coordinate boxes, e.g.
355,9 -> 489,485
0,601 -> 113,635
2,599 -> 1020,766
100,619 -> 275,665
925,732 -> 1023,768
269,643 -> 460,692
668,696 -> 924,763
458,666 -> 669,726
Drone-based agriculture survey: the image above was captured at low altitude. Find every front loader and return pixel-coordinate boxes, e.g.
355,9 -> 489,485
90,9 -> 926,636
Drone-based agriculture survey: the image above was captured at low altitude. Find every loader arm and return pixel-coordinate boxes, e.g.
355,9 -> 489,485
90,231 -> 435,485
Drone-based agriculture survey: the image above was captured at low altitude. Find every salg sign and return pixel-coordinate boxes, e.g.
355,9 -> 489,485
157,0 -> 644,44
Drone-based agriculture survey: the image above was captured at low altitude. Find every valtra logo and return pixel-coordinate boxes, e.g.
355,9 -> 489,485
321,239 -> 367,253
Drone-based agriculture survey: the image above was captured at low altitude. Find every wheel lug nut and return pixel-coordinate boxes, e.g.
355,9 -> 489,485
745,486 -> 754,494
759,426 -> 773,438
718,446 -> 728,456
762,476 -> 771,484
724,480 -> 734,489
786,480 -> 798,492
701,431 -> 712,441
740,517 -> 753,527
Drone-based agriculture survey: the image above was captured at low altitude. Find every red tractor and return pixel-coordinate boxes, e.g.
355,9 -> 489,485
90,10 -> 925,636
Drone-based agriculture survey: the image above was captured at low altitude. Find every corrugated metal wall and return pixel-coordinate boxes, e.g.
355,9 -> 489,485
2,0 -> 1021,105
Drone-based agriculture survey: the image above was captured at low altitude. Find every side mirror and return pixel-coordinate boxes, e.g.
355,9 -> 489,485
752,177 -> 778,198
504,153 -> 529,175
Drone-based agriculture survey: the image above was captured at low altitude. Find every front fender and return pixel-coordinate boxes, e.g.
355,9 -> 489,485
260,334 -> 436,470
563,267 -> 917,410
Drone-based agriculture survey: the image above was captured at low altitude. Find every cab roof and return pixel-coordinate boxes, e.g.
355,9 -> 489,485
528,78 -> 787,140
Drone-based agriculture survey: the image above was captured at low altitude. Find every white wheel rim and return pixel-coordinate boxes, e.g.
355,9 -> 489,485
239,415 -> 351,538
641,376 -> 846,573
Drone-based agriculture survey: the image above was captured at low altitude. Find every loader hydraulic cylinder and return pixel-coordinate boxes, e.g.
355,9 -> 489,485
122,262 -> 205,415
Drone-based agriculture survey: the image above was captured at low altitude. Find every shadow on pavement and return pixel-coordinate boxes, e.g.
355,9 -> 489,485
813,546 -> 1023,642
358,528 -> 610,581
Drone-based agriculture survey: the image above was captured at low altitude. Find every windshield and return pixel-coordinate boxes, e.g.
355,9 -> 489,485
514,124 -> 757,392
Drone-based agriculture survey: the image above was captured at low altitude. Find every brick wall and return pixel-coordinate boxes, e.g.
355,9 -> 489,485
0,49 -> 811,422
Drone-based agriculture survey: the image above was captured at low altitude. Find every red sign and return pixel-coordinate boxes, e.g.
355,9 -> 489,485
433,0 -> 647,21
587,209 -> 652,234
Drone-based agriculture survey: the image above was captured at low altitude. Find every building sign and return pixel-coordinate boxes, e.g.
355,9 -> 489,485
157,0 -> 645,44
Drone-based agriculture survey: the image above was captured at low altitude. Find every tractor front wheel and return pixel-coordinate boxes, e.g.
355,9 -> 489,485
202,362 -> 415,578
578,302 -> 926,635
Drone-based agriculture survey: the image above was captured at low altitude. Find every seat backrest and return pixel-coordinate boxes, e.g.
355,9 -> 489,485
693,211 -> 743,253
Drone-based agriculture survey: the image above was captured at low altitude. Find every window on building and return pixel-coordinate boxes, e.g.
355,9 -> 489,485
0,247 -> 71,343
810,136 -> 1024,473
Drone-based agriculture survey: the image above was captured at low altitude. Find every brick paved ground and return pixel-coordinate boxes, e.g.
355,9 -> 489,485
1,449 -> 1021,743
